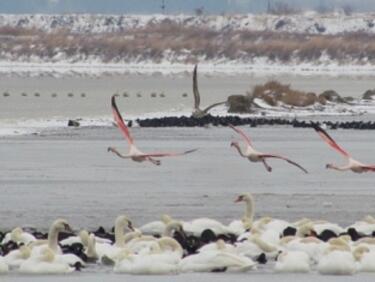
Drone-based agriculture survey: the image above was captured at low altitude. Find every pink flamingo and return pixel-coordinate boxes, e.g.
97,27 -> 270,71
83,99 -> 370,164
313,124 -> 375,173
108,95 -> 197,165
229,124 -> 308,173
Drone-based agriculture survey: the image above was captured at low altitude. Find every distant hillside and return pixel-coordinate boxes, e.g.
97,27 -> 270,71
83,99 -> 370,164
0,13 -> 375,75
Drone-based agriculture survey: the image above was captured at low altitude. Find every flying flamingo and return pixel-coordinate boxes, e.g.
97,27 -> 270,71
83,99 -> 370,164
229,124 -> 308,173
107,95 -> 197,165
192,65 -> 226,118
313,124 -> 375,173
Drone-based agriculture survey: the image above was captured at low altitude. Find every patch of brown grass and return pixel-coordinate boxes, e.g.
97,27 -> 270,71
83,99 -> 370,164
251,80 -> 318,107
2,24 -> 375,64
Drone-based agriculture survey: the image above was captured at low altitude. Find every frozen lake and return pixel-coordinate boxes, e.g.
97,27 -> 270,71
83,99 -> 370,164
1,126 -> 375,229
1,73 -> 375,280
0,73 -> 375,120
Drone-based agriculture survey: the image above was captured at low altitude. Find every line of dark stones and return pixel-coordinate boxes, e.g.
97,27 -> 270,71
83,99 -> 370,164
134,115 -> 375,130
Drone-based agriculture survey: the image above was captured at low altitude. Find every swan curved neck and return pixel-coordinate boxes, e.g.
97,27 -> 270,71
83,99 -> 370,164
87,236 -> 98,258
244,197 -> 254,221
47,226 -> 59,252
163,222 -> 180,237
115,222 -> 126,248
158,238 -> 183,255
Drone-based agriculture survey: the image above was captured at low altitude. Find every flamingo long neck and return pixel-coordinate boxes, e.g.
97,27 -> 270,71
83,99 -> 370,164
328,164 -> 350,171
115,222 -> 126,248
233,143 -> 247,158
110,147 -> 129,159
47,226 -> 59,252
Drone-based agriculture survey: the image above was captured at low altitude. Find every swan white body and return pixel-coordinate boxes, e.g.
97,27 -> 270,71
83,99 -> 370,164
355,247 -> 375,272
139,215 -> 173,236
274,251 -> 310,273
179,250 -> 256,273
2,227 -> 36,245
283,237 -> 326,263
4,246 -> 31,268
183,218 -> 230,236
19,248 -> 74,274
0,257 -> 9,274
114,237 -> 183,274
317,250 -> 356,275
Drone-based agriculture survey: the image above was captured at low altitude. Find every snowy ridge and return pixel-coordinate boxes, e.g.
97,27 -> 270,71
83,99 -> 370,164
0,12 -> 374,35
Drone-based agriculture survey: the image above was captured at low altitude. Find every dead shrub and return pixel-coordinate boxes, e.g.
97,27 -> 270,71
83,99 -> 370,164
250,80 -> 317,107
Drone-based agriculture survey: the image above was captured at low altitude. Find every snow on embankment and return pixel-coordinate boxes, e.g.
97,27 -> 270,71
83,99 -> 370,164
0,12 -> 374,34
1,13 -> 375,76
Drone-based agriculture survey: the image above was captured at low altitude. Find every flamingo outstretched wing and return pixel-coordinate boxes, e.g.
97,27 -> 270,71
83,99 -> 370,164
140,149 -> 198,158
193,64 -> 200,109
111,95 -> 134,145
229,124 -> 252,146
259,154 -> 308,173
360,165 -> 375,172
313,124 -> 350,158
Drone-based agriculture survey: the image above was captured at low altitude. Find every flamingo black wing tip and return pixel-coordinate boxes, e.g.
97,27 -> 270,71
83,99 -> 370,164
185,148 -> 198,154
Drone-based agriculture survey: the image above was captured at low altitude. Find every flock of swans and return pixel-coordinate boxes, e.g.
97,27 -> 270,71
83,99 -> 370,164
108,95 -> 375,173
2,193 -> 375,275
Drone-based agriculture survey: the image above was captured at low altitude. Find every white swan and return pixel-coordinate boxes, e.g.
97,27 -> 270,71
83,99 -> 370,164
60,230 -> 111,246
347,216 -> 375,235
139,214 -> 172,236
179,240 -> 256,273
27,219 -> 84,267
353,245 -> 375,272
19,247 -> 74,274
284,236 -> 327,263
114,237 -> 183,274
4,245 -> 31,268
0,257 -> 9,274
30,218 -> 73,255
126,221 -> 183,255
2,227 -> 36,245
274,251 -> 310,273
96,215 -> 134,261
183,218 -> 230,236
235,232 -> 279,259
228,193 -> 254,236
85,234 -> 99,262
317,241 -> 356,275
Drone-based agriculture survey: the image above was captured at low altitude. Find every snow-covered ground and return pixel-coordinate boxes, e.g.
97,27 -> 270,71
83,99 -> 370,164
0,12 -> 374,35
1,60 -> 375,77
0,13 -> 375,76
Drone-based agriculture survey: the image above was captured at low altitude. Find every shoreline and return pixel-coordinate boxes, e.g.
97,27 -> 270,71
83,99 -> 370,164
1,61 -> 375,77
